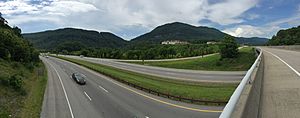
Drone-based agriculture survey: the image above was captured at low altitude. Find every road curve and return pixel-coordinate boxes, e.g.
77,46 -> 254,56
40,56 -> 223,118
259,47 -> 300,117
59,55 -> 245,83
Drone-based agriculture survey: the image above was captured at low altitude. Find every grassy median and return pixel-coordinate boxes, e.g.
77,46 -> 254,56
125,47 -> 256,71
54,56 -> 237,103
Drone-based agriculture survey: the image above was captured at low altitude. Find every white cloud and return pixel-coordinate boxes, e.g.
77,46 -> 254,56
1,0 -> 259,39
1,0 -> 98,25
223,25 -> 280,38
206,0 -> 259,25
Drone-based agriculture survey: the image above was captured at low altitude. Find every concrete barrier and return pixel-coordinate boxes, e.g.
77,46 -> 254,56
269,45 -> 300,52
220,48 -> 263,118
230,51 -> 264,118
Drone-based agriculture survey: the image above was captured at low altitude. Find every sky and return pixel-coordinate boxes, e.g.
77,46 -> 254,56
1,0 -> 300,40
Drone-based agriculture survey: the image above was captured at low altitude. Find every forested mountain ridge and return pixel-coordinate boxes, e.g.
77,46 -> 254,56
268,26 -> 300,45
131,22 -> 226,44
23,28 -> 128,51
132,22 -> 268,45
24,22 -> 269,52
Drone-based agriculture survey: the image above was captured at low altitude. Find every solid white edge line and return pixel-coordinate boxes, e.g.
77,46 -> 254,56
46,60 -> 75,118
84,91 -> 92,101
98,85 -> 109,93
52,56 -> 222,113
264,50 -> 300,77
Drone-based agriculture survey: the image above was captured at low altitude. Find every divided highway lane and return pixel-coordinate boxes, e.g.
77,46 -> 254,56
41,56 -> 223,118
259,47 -> 300,117
60,55 -> 245,83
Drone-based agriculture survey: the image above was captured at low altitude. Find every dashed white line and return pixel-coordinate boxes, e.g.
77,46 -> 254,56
84,91 -> 92,101
98,85 -> 109,93
145,116 -> 150,118
46,61 -> 74,118
265,49 -> 300,77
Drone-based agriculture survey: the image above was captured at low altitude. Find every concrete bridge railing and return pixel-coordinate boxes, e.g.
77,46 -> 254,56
220,48 -> 264,118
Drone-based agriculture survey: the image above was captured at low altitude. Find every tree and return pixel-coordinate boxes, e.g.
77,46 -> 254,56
219,35 -> 238,59
12,26 -> 22,37
0,12 -> 8,25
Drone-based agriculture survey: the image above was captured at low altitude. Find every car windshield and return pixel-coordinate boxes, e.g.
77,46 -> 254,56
75,74 -> 85,80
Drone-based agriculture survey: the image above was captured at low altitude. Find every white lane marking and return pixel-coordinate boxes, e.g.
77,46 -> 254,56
98,85 -> 109,93
265,50 -> 300,77
53,56 -> 222,113
84,91 -> 92,101
46,60 -> 75,118
145,116 -> 150,118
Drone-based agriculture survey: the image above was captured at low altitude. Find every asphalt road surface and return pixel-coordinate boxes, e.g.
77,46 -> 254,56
259,47 -> 300,117
40,56 -> 223,118
60,55 -> 245,83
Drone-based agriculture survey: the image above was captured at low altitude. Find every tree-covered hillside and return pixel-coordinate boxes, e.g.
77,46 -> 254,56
0,13 -> 46,118
0,18 -> 39,63
131,22 -> 268,45
131,22 -> 225,44
23,28 -> 128,51
268,26 -> 300,45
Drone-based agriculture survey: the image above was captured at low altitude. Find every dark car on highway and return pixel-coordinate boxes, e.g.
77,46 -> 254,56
71,73 -> 86,85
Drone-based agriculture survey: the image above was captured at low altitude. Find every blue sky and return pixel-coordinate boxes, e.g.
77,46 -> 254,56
1,0 -> 300,40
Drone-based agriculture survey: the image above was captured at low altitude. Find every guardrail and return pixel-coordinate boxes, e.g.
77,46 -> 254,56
54,55 -> 228,105
109,74 -> 227,105
219,48 -> 262,118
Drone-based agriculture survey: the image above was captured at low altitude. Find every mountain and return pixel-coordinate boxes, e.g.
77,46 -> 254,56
131,22 -> 225,43
268,26 -> 300,45
131,22 -> 268,45
23,28 -> 128,50
236,37 -> 269,46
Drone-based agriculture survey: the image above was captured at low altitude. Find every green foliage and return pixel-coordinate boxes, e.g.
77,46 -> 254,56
23,28 -> 128,50
128,47 -> 256,71
219,35 -> 239,59
71,44 -> 219,60
268,26 -> 300,45
56,55 -> 237,102
131,22 -> 226,44
0,60 -> 47,118
0,16 -> 39,63
8,74 -> 24,91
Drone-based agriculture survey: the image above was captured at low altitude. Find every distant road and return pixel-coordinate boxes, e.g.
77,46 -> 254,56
117,53 -> 217,62
259,47 -> 300,117
40,56 -> 223,118
60,55 -> 245,83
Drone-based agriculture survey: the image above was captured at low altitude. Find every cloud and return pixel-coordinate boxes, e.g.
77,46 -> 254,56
1,0 -> 259,40
1,0 -> 98,25
223,25 -> 280,38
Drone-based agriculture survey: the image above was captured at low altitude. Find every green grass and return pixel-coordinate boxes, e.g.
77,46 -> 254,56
55,56 -> 237,103
0,60 -> 47,118
126,47 -> 256,71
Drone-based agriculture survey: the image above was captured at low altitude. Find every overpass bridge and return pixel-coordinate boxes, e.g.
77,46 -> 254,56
221,46 -> 300,118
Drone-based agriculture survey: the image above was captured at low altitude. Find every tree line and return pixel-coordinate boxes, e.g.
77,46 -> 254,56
55,43 -> 219,60
268,25 -> 300,45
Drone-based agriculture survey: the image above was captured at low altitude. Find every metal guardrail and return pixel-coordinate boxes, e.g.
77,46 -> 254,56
55,56 -> 228,105
219,48 -> 262,118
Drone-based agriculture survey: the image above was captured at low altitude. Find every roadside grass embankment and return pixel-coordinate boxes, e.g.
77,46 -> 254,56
125,47 -> 256,71
54,56 -> 237,105
0,59 -> 47,118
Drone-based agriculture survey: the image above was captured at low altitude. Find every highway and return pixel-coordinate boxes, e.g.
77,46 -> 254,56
259,47 -> 300,117
60,55 -> 245,83
40,56 -> 223,118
